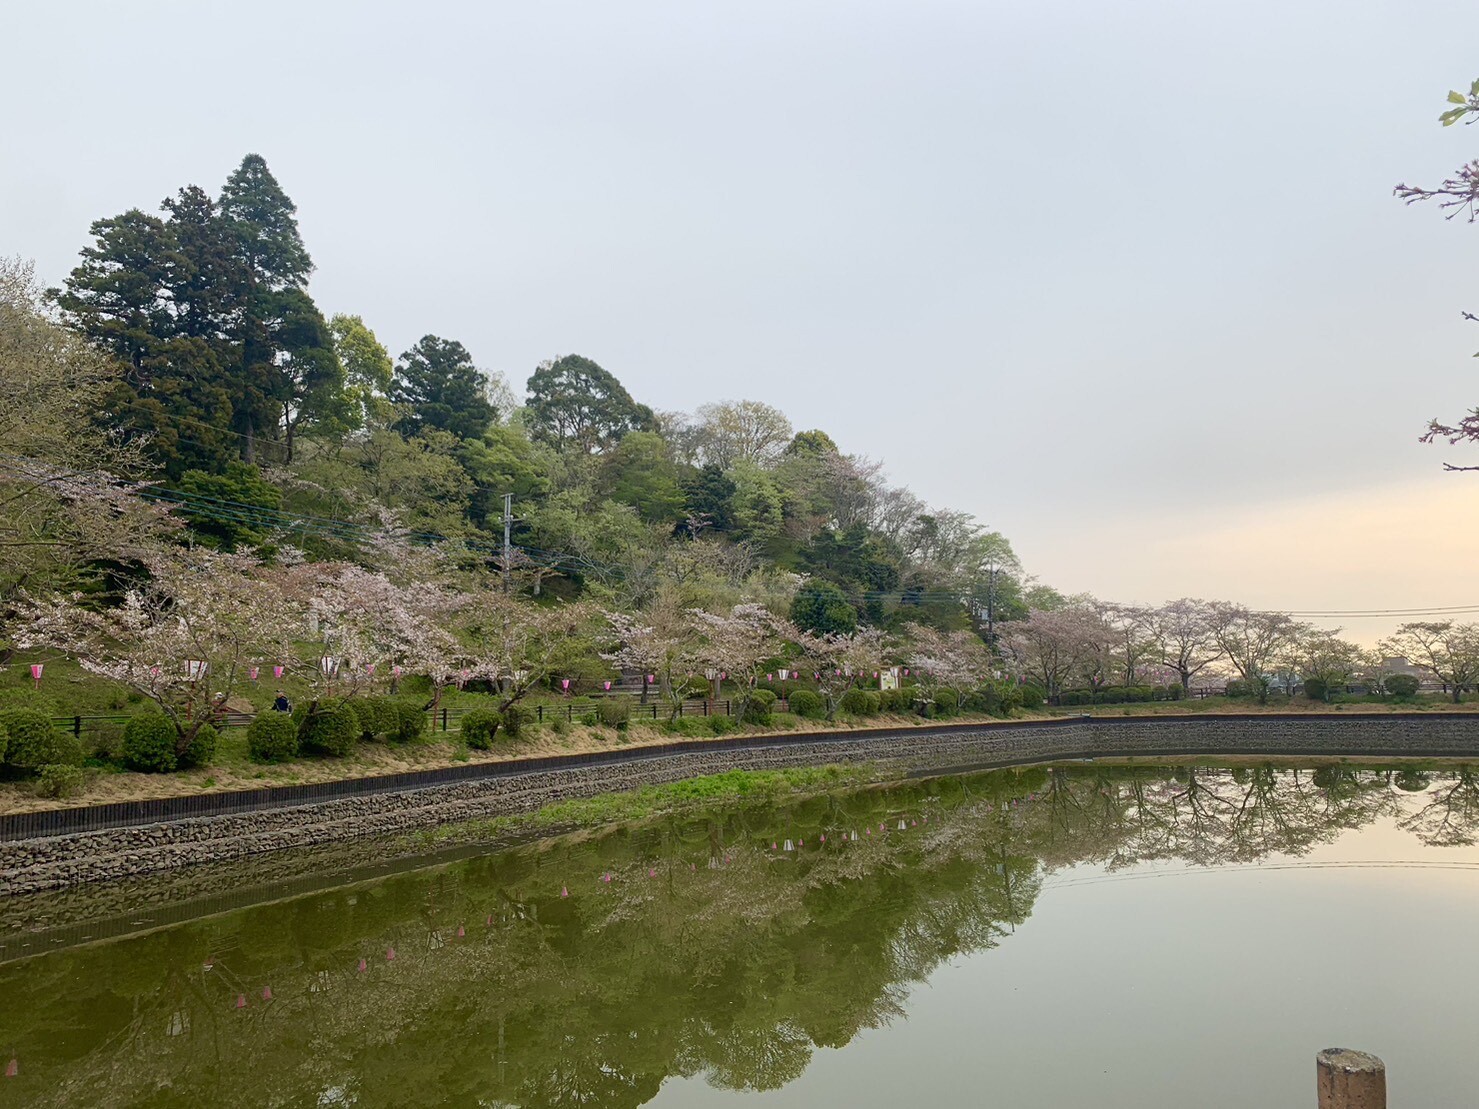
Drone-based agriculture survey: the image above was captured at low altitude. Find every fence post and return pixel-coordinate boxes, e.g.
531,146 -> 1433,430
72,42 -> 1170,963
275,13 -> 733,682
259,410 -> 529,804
74,715 -> 82,738
538,705 -> 543,723
1316,1049 -> 1385,1109
441,707 -> 448,732
566,704 -> 573,723
703,700 -> 709,717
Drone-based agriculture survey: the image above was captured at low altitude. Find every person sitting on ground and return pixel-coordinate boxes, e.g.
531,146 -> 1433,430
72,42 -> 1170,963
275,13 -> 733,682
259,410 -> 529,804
272,690 -> 291,713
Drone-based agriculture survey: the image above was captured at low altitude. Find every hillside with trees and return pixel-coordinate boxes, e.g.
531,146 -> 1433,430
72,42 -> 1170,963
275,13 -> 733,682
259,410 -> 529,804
1,154 -> 1476,802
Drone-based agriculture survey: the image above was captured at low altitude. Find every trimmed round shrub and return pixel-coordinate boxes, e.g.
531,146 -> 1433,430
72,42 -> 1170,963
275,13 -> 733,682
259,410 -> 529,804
36,763 -> 84,799
300,706 -> 359,757
934,687 -> 960,716
1225,679 -> 1252,699
1166,683 -> 1185,701
1020,685 -> 1045,709
178,723 -> 217,769
1151,684 -> 1169,702
838,688 -> 874,716
598,697 -> 633,728
1385,674 -> 1420,699
1059,690 -> 1088,707
461,707 -> 502,750
876,688 -> 904,712
787,689 -> 824,719
742,688 -> 778,725
247,712 -> 300,763
501,703 -> 529,738
389,700 -> 429,742
708,714 -> 739,735
122,713 -> 178,773
1302,678 -> 1329,702
350,697 -> 399,741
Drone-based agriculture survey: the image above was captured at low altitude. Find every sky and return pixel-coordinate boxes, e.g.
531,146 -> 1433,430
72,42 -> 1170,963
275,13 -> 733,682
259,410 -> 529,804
3,0 -> 1477,641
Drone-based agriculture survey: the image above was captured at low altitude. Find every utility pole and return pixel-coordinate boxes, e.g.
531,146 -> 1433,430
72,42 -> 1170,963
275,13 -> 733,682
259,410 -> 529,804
502,493 -> 513,594
986,565 -> 998,643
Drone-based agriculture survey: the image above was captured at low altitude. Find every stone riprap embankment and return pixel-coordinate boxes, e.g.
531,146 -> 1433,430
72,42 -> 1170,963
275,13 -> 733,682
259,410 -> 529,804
3,714 -> 1476,894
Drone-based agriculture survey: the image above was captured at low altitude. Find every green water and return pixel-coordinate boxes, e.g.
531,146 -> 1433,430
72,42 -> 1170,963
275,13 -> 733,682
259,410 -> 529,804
2,761 -> 1478,1107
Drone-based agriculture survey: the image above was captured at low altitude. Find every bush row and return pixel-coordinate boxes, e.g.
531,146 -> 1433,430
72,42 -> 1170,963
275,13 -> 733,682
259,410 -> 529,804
1056,685 -> 1186,706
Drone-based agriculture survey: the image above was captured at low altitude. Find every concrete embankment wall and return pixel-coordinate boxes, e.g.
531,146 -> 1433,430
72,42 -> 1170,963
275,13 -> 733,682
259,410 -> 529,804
3,714 -> 1476,894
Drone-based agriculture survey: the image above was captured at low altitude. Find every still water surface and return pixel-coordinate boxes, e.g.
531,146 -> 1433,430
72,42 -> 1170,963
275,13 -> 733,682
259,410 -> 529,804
1,761 -> 1477,1107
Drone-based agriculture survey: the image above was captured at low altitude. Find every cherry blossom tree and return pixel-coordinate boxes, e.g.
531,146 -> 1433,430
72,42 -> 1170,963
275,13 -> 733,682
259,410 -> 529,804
16,549 -> 291,754
280,562 -> 465,711
1380,621 -> 1479,703
998,606 -> 1112,700
798,626 -> 891,718
901,623 -> 991,689
461,590 -> 597,712
1145,598 -> 1225,693
1207,602 -> 1301,704
689,604 -> 798,716
601,591 -> 703,719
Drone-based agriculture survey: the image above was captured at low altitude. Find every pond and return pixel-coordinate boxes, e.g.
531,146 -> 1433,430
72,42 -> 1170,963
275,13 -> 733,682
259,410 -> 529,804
1,760 -> 1477,1108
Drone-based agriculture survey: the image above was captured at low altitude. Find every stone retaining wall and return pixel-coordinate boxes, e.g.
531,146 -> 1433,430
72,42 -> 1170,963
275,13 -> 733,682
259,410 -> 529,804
3,715 -> 1475,894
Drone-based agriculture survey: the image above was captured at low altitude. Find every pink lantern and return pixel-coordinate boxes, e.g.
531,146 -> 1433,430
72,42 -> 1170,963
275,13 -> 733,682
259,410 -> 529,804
766,673 -> 773,682
561,679 -> 571,692
273,665 -> 284,679
28,664 -> 42,689
903,668 -> 910,676
835,669 -> 841,676
149,665 -> 161,679
248,666 -> 259,681
603,681 -> 612,691
646,673 -> 655,684
720,671 -> 727,681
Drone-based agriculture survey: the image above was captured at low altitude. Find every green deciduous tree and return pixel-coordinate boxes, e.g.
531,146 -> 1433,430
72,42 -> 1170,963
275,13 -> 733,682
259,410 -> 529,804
525,354 -> 654,453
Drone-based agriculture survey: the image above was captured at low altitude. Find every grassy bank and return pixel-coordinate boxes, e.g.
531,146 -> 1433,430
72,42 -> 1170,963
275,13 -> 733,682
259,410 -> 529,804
405,764 -> 884,850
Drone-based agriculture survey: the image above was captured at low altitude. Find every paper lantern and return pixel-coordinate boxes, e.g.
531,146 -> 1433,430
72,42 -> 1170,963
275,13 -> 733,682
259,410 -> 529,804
28,664 -> 43,684
185,659 -> 208,680
561,679 -> 571,690
248,666 -> 259,681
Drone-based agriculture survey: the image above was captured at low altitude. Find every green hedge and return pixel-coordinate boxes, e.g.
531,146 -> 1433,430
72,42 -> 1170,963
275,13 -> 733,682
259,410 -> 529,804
502,703 -> 529,737
461,707 -> 501,750
2,709 -> 83,775
247,712 -> 299,763
742,688 -> 778,725
1385,674 -> 1420,699
838,688 -> 875,716
179,723 -> 217,769
787,689 -> 825,719
299,705 -> 359,757
122,714 -> 178,773
598,698 -> 633,728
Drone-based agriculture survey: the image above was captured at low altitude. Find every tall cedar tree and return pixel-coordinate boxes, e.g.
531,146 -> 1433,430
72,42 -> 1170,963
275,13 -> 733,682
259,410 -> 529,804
58,154 -> 338,475
391,335 -> 495,440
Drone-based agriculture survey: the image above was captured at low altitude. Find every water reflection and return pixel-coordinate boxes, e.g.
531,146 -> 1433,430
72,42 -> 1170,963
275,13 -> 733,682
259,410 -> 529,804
0,762 -> 1474,1108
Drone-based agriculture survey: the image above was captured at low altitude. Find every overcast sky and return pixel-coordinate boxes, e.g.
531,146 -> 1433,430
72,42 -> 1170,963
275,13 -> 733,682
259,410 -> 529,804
4,0 -> 1476,639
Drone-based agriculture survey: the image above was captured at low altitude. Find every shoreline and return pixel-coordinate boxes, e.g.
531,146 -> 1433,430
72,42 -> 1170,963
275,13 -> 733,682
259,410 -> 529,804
2,713 -> 1478,895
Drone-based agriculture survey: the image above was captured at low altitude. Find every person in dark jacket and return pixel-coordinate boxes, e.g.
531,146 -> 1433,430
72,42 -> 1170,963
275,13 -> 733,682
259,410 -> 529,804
272,691 -> 292,713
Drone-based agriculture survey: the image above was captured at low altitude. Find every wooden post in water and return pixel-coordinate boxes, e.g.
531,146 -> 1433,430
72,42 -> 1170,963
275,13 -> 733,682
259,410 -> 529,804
1317,1048 -> 1385,1109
